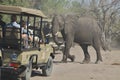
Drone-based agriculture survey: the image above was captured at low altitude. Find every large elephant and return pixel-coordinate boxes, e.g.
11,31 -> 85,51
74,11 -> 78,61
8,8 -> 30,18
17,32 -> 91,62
52,14 -> 107,64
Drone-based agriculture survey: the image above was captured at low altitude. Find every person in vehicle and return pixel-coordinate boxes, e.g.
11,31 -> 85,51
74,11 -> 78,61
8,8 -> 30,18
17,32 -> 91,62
22,21 -> 33,41
7,15 -> 29,48
7,14 -> 20,28
20,20 -> 30,48
0,15 -> 6,37
43,22 -> 51,43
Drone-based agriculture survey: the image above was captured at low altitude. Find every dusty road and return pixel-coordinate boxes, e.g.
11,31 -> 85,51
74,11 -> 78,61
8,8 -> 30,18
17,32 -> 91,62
31,45 -> 120,80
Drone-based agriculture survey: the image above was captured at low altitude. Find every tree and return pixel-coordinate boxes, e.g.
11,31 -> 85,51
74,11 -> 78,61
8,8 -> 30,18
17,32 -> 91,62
88,0 -> 120,50
68,0 -> 86,15
39,0 -> 71,17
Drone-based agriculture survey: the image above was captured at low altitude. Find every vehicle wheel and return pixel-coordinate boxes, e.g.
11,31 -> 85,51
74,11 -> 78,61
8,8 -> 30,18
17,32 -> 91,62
0,57 -> 2,66
21,60 -> 32,80
42,56 -> 53,76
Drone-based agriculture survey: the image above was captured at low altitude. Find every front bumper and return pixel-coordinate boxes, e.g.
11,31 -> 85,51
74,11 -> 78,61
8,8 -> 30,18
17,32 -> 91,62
0,67 -> 18,80
0,66 -> 26,80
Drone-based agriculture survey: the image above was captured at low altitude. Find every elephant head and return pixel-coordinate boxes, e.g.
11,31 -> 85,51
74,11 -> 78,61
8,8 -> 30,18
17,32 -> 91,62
52,14 -> 65,45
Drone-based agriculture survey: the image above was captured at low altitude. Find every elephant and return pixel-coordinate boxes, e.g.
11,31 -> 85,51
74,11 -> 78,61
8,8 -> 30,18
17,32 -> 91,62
52,14 -> 107,64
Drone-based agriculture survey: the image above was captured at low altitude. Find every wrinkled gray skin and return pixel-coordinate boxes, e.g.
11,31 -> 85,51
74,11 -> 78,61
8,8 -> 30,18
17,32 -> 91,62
52,14 -> 107,64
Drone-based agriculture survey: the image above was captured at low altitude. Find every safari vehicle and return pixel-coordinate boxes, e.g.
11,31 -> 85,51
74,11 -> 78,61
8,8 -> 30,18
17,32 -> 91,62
0,5 -> 54,80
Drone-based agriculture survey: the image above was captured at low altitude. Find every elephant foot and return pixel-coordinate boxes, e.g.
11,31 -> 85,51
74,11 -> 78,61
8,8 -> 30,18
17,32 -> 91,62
81,59 -> 90,64
61,55 -> 75,62
68,55 -> 75,62
61,58 -> 67,63
95,60 -> 103,64
61,55 -> 67,63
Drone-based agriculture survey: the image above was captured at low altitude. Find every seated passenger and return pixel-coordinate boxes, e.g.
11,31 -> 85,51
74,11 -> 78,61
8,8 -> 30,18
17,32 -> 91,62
21,20 -> 34,48
7,15 -> 20,28
20,20 -> 29,48
28,28 -> 40,43
43,23 -> 51,43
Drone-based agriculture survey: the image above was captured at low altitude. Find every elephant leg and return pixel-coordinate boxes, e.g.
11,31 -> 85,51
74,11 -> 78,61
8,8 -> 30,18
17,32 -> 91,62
93,42 -> 102,64
68,48 -> 75,62
62,35 -> 75,62
62,46 -> 69,62
80,44 -> 90,64
62,47 -> 67,62
62,43 -> 75,62
67,37 -> 75,62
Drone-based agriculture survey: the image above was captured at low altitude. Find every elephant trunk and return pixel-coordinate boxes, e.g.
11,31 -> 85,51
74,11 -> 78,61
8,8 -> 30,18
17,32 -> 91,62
52,33 -> 63,45
53,35 -> 60,45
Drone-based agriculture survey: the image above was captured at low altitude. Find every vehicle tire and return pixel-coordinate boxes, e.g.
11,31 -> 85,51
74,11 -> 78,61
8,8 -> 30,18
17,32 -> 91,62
0,57 -> 2,66
21,60 -> 32,80
42,56 -> 53,76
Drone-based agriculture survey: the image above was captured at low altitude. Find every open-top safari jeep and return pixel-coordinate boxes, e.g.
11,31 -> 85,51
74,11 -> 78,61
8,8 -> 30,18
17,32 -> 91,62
0,5 -> 54,80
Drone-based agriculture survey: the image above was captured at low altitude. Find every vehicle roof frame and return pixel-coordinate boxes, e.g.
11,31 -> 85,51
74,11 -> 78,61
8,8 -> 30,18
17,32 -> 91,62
0,5 -> 47,18
0,5 -> 45,50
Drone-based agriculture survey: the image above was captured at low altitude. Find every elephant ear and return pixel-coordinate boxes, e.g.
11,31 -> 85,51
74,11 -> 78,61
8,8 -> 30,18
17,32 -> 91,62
64,21 -> 69,34
57,15 -> 65,30
64,15 -> 74,34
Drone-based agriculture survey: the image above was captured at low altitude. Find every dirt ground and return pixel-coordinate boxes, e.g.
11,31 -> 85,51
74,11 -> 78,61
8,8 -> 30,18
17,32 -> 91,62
31,45 -> 120,80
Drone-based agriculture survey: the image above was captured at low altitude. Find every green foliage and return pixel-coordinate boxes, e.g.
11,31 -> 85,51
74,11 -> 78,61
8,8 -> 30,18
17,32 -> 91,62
0,0 -> 31,22
68,1 -> 86,15
40,0 -> 71,15
0,0 -> 85,16
0,0 -> 30,7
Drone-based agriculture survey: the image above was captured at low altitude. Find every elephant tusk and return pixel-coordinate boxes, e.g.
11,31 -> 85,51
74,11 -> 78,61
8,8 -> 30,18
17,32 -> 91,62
55,32 -> 59,36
